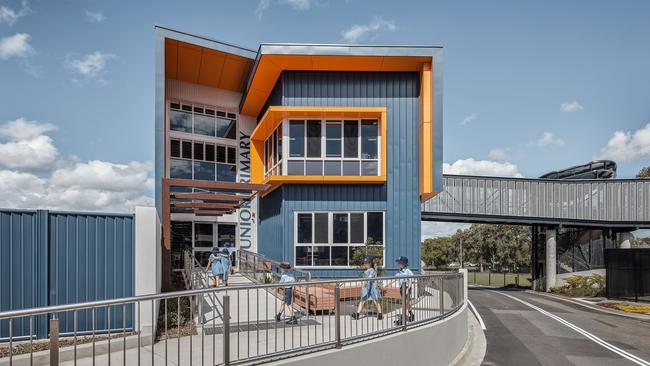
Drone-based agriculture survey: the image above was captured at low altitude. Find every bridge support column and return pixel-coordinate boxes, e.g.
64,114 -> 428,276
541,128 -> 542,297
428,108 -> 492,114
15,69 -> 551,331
620,232 -> 633,249
545,228 -> 557,291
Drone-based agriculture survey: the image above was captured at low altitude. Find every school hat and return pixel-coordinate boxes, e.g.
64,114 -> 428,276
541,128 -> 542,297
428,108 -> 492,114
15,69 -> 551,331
395,256 -> 409,266
363,256 -> 375,263
280,262 -> 291,270
212,247 -> 220,254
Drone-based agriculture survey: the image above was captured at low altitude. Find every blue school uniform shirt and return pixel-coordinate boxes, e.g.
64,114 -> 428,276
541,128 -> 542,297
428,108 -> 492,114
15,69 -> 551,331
209,254 -> 223,275
279,271 -> 295,288
396,267 -> 414,287
220,254 -> 231,268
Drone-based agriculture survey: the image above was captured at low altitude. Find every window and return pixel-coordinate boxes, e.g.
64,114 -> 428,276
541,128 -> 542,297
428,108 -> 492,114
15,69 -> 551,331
326,121 -> 342,158
169,101 -> 236,140
294,211 -> 384,267
170,110 -> 192,133
306,121 -> 321,158
361,120 -> 378,159
289,121 -> 305,157
194,223 -> 213,248
169,138 -> 237,182
343,120 -> 359,158
281,119 -> 380,177
264,124 -> 283,177
217,224 -> 236,247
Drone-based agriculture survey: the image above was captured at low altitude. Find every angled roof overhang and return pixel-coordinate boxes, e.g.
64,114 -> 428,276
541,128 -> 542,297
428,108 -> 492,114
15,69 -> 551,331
239,43 -> 442,117
157,25 -> 258,93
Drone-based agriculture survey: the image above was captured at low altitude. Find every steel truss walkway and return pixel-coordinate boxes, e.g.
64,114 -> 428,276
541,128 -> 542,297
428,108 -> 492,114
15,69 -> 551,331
422,175 -> 650,228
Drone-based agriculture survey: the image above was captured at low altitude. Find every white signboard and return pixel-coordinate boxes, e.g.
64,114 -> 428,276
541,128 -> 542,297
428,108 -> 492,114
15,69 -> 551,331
237,115 -> 257,252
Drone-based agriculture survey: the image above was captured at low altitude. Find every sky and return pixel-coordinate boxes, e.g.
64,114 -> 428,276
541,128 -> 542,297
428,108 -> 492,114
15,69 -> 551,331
0,0 -> 648,238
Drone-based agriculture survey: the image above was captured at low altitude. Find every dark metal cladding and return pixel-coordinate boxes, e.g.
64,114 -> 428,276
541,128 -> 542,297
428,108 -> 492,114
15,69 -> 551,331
257,71 -> 422,275
539,160 -> 617,180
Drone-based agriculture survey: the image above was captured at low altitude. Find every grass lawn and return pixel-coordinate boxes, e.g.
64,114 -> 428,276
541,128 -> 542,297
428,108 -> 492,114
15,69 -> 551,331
468,271 -> 531,288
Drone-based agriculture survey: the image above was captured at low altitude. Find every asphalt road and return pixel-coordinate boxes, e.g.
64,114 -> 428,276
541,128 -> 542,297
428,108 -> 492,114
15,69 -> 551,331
468,288 -> 650,366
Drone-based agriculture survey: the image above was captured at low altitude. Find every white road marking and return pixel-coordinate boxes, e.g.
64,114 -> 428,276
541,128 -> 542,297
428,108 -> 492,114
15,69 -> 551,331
468,299 -> 487,330
496,291 -> 650,366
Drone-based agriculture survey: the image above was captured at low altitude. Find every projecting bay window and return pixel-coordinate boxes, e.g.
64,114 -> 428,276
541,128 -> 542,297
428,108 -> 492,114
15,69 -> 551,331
294,211 -> 384,267
264,118 -> 381,178
169,138 -> 237,182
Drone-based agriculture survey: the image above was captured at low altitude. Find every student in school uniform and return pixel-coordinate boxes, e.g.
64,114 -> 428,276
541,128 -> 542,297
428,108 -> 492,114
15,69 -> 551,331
220,248 -> 231,286
393,256 -> 415,325
275,262 -> 298,324
351,256 -> 383,320
206,247 -> 224,287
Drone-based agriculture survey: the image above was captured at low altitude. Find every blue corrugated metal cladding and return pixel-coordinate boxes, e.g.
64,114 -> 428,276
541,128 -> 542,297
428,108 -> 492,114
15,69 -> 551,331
258,71 -> 422,277
0,209 -> 134,339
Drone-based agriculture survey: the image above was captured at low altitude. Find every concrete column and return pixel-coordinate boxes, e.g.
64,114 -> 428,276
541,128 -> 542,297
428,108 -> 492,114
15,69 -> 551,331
620,232 -> 633,249
135,206 -> 162,335
545,228 -> 557,291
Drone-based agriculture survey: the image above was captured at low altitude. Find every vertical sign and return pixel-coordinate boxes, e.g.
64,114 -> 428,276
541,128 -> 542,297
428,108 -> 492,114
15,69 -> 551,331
237,115 -> 257,252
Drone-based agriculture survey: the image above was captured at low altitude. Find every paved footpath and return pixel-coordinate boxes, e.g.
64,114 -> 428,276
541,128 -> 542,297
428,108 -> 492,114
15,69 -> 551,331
469,288 -> 650,366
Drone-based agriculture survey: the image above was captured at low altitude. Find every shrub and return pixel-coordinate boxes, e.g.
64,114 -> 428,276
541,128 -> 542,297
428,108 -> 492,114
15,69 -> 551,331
550,274 -> 606,297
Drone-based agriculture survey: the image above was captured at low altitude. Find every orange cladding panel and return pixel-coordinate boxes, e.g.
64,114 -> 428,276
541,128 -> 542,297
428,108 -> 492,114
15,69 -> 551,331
198,49 -> 226,88
219,56 -> 249,91
177,42 -> 202,83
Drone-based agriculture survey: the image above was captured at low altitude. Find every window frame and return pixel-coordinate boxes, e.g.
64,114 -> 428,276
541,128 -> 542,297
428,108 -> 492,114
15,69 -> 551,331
279,118 -> 381,177
293,211 -> 385,268
169,137 -> 237,182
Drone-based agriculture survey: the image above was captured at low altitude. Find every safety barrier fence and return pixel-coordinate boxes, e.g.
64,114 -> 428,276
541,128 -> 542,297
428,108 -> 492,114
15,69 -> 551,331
238,250 -> 312,283
0,271 -> 464,365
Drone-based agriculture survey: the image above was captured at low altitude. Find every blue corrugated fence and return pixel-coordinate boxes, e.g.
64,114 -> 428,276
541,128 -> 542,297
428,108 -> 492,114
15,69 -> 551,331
0,209 -> 135,339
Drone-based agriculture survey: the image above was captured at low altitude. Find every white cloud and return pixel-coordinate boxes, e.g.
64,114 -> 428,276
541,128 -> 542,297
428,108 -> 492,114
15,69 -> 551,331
443,158 -> 523,177
255,0 -> 316,20
85,10 -> 106,23
284,0 -> 313,10
488,148 -> 510,161
0,33 -> 33,60
341,16 -> 397,43
535,132 -> 564,147
459,113 -> 478,126
65,51 -> 116,78
255,0 -> 271,19
0,117 -> 153,212
599,123 -> 650,163
0,117 -> 56,140
560,100 -> 583,113
0,118 -> 58,170
421,222 -> 470,240
0,1 -> 29,26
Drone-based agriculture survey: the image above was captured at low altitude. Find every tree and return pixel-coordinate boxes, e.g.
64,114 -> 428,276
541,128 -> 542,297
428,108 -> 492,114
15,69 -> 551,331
421,237 -> 458,268
637,166 -> 650,178
350,237 -> 385,275
421,224 -> 531,272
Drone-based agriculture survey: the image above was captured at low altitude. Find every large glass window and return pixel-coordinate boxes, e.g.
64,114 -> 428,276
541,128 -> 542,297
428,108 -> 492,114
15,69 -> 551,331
170,138 -> 236,181
194,223 -> 213,248
218,224 -> 236,247
294,211 -> 384,267
169,102 -> 236,140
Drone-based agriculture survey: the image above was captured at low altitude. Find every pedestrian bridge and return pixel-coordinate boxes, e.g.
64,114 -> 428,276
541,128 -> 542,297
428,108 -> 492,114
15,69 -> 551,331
422,175 -> 650,228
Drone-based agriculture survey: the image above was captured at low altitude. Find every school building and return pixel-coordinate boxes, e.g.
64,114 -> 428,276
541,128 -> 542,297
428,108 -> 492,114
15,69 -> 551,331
154,25 -> 443,282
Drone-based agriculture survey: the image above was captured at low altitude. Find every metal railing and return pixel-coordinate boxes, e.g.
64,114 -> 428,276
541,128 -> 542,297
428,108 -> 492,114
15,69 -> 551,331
238,250 -> 312,283
0,272 -> 465,365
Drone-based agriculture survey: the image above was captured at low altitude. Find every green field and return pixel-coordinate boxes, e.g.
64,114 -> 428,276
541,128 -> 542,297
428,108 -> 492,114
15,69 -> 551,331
467,271 -> 532,288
